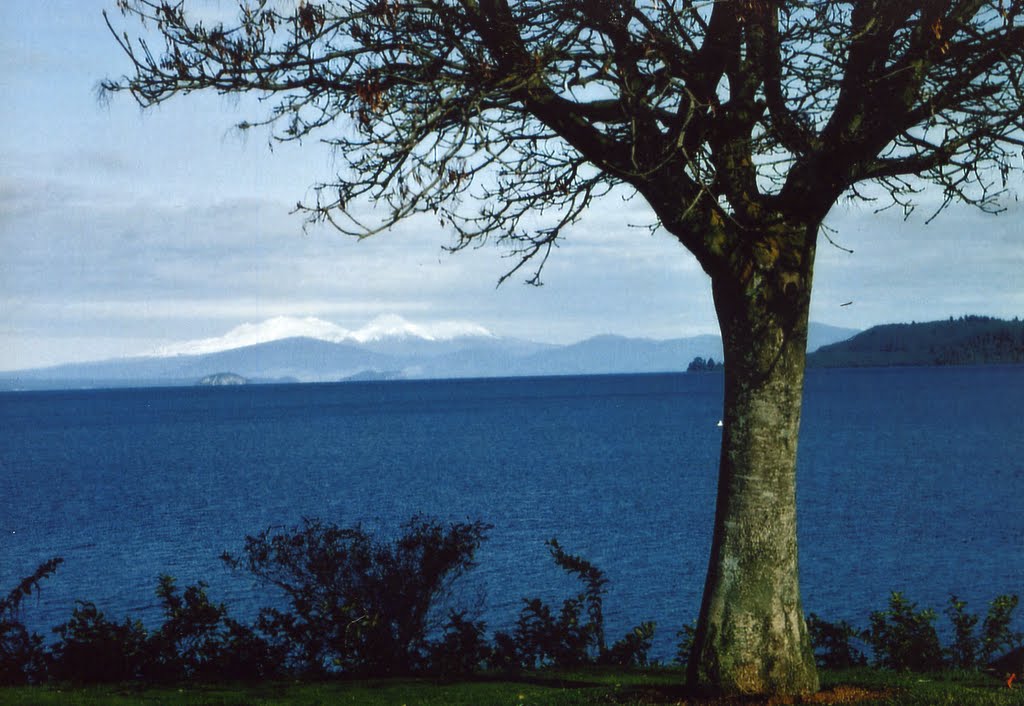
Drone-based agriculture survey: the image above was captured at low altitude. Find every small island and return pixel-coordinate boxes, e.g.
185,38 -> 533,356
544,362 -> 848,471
687,356 -> 724,372
197,372 -> 249,386
341,369 -> 406,382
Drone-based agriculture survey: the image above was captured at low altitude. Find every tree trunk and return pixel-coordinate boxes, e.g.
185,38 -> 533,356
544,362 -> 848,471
687,227 -> 820,696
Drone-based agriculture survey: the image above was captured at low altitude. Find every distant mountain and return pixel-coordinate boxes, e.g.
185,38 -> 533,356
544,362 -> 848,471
807,316 -> 1024,368
513,334 -> 726,376
806,323 -> 861,353
0,319 -> 858,391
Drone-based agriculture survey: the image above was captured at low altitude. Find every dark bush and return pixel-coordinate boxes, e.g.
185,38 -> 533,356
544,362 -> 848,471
14,525 -> 1021,685
602,621 -> 656,666
488,630 -> 522,672
812,594 -> 1021,674
0,624 -> 46,687
500,540 -> 607,669
945,595 -> 981,668
508,596 -> 586,669
146,575 -> 283,681
43,575 -> 283,685
0,558 -> 62,685
806,613 -> 867,669
222,515 -> 491,677
674,622 -> 696,668
426,610 -> 491,678
496,539 -> 654,669
865,592 -> 944,671
944,593 -> 1022,669
979,594 -> 1022,664
50,601 -> 149,683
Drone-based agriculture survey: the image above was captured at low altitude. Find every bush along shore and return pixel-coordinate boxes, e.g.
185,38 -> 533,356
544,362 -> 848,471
2,516 -> 1022,699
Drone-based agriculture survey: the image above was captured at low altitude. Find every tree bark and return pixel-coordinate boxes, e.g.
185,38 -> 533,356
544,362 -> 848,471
687,225 -> 820,696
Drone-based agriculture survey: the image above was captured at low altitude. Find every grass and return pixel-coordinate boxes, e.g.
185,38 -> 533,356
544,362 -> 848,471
1,668 -> 1022,706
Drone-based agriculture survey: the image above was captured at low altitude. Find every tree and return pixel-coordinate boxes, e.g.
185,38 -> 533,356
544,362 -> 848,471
102,0 -> 1024,695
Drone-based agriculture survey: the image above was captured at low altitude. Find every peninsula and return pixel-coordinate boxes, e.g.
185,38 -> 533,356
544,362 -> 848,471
807,316 -> 1024,368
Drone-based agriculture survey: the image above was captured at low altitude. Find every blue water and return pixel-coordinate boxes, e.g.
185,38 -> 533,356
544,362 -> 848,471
1,368 -> 1021,660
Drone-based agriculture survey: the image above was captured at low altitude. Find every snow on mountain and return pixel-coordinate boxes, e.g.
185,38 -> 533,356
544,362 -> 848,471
151,314 -> 495,357
0,321 -> 861,390
152,316 -> 350,356
347,314 -> 494,343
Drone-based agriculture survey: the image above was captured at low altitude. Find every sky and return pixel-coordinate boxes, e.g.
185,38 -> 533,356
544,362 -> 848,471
1,1 -> 1022,371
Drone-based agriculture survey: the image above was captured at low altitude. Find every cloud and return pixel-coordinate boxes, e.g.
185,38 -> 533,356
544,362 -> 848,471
5,151 -> 1019,370
812,198 -> 1024,327
148,313 -> 495,356
4,1 -> 1022,371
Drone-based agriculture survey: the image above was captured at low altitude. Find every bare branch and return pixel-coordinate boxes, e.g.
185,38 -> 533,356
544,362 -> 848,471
102,0 -> 1024,282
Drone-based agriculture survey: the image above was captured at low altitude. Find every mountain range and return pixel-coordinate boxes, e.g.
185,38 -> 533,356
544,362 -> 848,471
0,315 -> 859,390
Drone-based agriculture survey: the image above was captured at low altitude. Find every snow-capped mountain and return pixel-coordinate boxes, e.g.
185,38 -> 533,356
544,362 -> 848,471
0,316 -> 860,390
151,314 -> 495,357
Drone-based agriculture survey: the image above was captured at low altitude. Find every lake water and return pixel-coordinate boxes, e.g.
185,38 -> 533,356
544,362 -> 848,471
1,367 -> 1021,660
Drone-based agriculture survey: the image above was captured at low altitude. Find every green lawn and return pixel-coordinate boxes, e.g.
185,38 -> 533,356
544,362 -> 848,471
1,668 -> 1022,705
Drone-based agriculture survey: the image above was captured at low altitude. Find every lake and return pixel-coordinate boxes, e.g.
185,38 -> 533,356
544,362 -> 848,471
1,367 -> 1021,660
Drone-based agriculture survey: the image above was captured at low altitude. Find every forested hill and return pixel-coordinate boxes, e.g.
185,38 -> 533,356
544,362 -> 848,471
807,316 -> 1024,368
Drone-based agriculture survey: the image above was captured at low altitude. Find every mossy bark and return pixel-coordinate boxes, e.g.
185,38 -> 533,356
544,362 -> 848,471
687,224 -> 820,696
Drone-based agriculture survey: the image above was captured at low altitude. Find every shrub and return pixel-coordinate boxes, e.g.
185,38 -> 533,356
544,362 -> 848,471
146,575 -> 283,681
496,539 -> 654,669
943,594 -> 1021,669
979,594 -> 1022,664
507,596 -> 586,669
602,620 -> 656,666
865,592 -> 944,671
806,613 -> 867,669
488,630 -> 523,672
945,595 -> 981,668
0,558 -> 62,685
222,515 -> 491,677
50,601 -> 149,683
674,622 -> 696,668
426,610 -> 491,678
500,540 -> 607,669
46,575 -> 282,685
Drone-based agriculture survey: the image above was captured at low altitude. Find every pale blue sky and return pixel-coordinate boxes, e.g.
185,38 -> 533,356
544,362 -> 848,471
1,1 -> 1022,371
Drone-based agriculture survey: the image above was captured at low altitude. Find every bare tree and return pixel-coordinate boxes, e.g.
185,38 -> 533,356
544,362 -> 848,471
102,0 -> 1024,695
